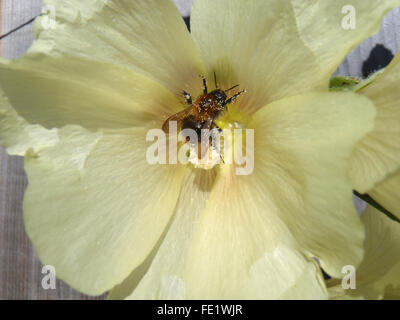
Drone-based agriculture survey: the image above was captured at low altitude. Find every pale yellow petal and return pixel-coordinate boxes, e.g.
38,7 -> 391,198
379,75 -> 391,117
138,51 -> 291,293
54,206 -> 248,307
125,91 -> 375,299
110,169 -> 216,299
0,0 -> 206,130
328,205 -> 400,299
358,206 -> 400,285
107,216 -> 172,300
23,125 -> 185,295
370,170 -> 400,220
126,168 -> 327,299
248,92 -> 376,278
190,0 -> 323,113
349,53 -> 400,192
32,0 -> 204,93
381,265 -> 400,299
0,90 -> 58,156
0,56 -> 182,130
292,0 -> 400,78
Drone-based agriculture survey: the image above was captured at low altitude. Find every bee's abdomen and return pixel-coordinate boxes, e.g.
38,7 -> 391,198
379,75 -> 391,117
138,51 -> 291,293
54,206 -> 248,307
181,115 -> 206,142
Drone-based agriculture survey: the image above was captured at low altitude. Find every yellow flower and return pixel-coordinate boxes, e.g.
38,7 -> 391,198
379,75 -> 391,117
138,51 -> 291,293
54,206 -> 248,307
0,0 -> 396,298
327,205 -> 400,300
348,53 -> 400,220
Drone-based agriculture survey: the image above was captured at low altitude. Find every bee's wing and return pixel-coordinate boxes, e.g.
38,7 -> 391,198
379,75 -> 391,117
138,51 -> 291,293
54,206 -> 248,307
162,108 -> 192,133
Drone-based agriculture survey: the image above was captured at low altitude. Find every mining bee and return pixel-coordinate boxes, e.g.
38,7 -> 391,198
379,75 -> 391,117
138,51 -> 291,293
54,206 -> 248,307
162,73 -> 246,160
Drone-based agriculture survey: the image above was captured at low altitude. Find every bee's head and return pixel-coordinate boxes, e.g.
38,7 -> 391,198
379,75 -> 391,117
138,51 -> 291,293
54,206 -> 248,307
211,89 -> 227,105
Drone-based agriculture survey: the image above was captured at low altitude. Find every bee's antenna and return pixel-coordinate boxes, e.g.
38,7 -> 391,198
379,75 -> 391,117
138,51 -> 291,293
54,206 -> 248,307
224,84 -> 239,93
214,72 -> 219,89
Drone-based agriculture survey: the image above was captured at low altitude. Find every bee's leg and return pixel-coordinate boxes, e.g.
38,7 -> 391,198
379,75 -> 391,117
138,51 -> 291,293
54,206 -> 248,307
199,75 -> 208,94
209,124 -> 225,164
182,90 -> 192,105
223,89 -> 247,106
220,153 -> 225,164
209,135 -> 225,164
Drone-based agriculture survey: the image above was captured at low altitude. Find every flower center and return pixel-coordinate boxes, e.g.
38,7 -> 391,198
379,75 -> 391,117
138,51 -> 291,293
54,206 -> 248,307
162,74 -> 249,170
185,104 -> 250,170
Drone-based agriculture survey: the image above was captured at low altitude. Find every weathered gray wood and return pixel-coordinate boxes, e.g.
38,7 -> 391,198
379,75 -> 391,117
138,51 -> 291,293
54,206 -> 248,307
0,1 -> 399,300
174,0 -> 193,17
0,0 -> 42,59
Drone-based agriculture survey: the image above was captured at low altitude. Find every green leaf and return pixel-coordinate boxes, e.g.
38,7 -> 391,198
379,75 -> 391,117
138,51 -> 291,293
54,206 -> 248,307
329,76 -> 361,91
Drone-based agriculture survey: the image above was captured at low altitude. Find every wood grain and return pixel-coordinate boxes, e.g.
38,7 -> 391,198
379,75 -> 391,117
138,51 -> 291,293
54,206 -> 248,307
0,1 -> 399,299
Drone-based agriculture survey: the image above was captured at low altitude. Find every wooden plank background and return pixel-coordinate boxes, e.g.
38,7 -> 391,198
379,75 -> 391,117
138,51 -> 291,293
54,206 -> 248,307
0,0 -> 399,300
